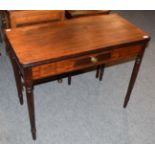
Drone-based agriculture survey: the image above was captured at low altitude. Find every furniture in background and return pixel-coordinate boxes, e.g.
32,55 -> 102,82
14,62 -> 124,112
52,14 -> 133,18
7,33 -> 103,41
1,10 -> 65,43
5,13 -> 150,140
65,10 -> 111,19
4,10 -> 65,28
0,10 -> 65,51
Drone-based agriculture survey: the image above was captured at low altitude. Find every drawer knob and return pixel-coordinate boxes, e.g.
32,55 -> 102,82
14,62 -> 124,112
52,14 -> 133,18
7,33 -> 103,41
91,56 -> 98,63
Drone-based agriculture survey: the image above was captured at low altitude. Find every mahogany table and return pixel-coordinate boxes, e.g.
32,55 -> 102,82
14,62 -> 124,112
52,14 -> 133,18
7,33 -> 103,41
5,13 -> 150,140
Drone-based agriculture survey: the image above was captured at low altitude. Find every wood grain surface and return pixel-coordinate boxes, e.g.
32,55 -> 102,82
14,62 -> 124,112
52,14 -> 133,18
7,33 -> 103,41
32,44 -> 142,79
5,13 -> 150,67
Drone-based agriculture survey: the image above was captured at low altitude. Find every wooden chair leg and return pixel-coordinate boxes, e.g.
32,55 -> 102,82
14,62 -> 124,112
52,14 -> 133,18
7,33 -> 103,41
68,74 -> 71,85
99,64 -> 105,81
96,66 -> 100,78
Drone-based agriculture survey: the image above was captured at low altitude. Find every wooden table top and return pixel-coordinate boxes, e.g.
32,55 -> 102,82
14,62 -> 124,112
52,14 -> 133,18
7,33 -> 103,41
5,13 -> 150,67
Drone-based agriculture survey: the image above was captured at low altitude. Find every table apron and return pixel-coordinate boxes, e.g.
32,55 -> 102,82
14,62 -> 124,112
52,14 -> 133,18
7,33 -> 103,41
32,43 -> 143,80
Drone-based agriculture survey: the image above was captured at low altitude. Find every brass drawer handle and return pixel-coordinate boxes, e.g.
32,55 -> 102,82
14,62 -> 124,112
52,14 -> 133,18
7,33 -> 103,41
90,56 -> 98,63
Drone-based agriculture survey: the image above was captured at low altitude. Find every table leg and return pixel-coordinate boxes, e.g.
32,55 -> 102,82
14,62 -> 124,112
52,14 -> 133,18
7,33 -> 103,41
11,57 -> 23,105
123,45 -> 147,108
24,68 -> 36,140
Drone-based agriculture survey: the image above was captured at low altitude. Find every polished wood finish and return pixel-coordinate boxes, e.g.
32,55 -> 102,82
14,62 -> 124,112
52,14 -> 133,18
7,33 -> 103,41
6,14 -> 148,66
31,44 -> 141,80
32,51 -> 110,79
65,10 -> 110,19
5,13 -> 150,140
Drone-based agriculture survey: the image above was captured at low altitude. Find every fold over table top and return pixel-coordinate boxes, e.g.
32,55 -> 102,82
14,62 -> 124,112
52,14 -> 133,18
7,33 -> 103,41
5,13 -> 150,67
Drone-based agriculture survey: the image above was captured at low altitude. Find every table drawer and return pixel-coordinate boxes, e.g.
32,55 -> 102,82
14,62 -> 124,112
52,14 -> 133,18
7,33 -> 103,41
74,52 -> 111,67
32,52 -> 111,79
32,44 -> 142,80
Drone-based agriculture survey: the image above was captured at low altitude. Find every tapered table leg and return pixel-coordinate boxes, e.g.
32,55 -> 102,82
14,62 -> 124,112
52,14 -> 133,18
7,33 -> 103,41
11,57 -> 23,105
99,64 -> 105,81
24,68 -> 36,140
123,45 -> 147,108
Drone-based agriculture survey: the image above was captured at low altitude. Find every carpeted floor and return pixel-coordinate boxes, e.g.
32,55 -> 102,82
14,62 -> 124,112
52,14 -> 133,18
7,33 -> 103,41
0,11 -> 155,144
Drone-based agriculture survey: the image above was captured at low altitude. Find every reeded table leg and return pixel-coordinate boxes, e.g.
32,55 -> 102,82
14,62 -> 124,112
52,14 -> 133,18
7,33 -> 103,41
123,45 -> 147,108
24,68 -> 36,140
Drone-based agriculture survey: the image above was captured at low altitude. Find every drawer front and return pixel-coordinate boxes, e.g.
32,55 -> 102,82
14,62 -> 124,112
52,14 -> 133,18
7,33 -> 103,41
32,44 -> 143,80
10,11 -> 64,27
32,60 -> 73,80
32,52 -> 111,79
75,52 -> 111,66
